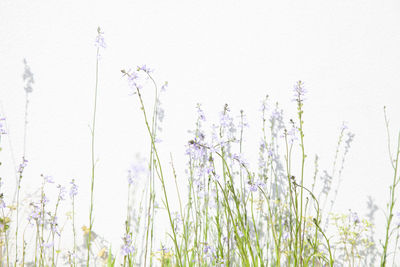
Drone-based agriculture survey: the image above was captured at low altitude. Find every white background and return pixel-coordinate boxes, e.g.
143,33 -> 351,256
1,0 -> 400,253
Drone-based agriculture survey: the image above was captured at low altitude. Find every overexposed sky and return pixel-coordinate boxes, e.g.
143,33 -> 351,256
1,0 -> 400,247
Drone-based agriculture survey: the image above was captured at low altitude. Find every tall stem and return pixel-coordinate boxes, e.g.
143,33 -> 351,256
87,46 -> 99,267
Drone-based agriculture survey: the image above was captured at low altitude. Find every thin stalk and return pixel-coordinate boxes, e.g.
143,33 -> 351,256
87,45 -> 100,267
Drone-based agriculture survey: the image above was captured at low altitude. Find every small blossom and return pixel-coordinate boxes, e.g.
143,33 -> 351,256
50,216 -> 60,236
57,184 -> 66,200
121,233 -> 135,256
349,210 -> 360,224
248,180 -> 266,192
44,175 -> 54,184
196,103 -> 206,122
69,179 -> 78,198
18,158 -> 28,173
41,242 -> 54,249
137,64 -> 154,74
161,81 -> 168,92
395,212 -> 400,227
233,153 -> 249,168
127,156 -> 146,185
0,198 -> 5,209
94,27 -> 106,49
0,117 -> 7,135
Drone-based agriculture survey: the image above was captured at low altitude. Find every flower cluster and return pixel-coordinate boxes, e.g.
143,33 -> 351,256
121,233 -> 135,256
292,80 -> 307,102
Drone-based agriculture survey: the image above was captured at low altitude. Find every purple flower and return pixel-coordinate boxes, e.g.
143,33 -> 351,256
292,80 -> 307,102
94,27 -> 106,49
196,104 -> 206,121
0,117 -> 7,135
50,216 -> 60,236
69,179 -> 78,198
44,175 -> 54,184
233,153 -> 249,168
57,184 -> 66,200
161,81 -> 168,92
248,180 -> 266,192
137,64 -> 154,74
41,242 -> 54,249
395,212 -> 400,227
28,202 -> 42,225
121,233 -> 135,256
0,198 -> 5,209
349,210 -> 360,224
286,126 -> 299,144
18,158 -> 28,173
127,157 -> 146,185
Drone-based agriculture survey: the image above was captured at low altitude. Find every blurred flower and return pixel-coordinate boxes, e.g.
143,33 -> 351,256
233,153 -> 249,168
41,242 -> 54,249
0,117 -> 7,135
28,202 -> 42,225
95,27 -> 106,49
22,59 -> 34,93
121,233 -> 135,256
57,184 -> 66,200
161,81 -> 168,92
50,216 -> 60,236
349,210 -> 360,224
18,158 -> 28,173
248,180 -> 266,192
127,156 -> 147,185
44,175 -> 54,184
69,179 -> 78,198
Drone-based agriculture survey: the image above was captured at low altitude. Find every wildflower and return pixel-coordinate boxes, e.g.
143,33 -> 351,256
233,153 -> 249,168
349,210 -> 360,224
50,216 -> 60,236
57,184 -> 66,200
121,233 -> 135,256
196,103 -> 206,121
69,179 -> 78,198
28,202 -> 42,225
137,64 -> 154,74
238,110 -> 249,129
18,158 -> 28,173
0,117 -> 6,135
94,27 -> 106,49
395,212 -> 400,227
340,121 -> 348,131
286,123 -> 299,144
292,80 -> 307,102
44,175 -> 54,184
22,59 -> 34,93
173,212 -> 183,233
127,156 -> 146,185
248,180 -> 266,192
161,81 -> 168,92
41,241 -> 54,249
